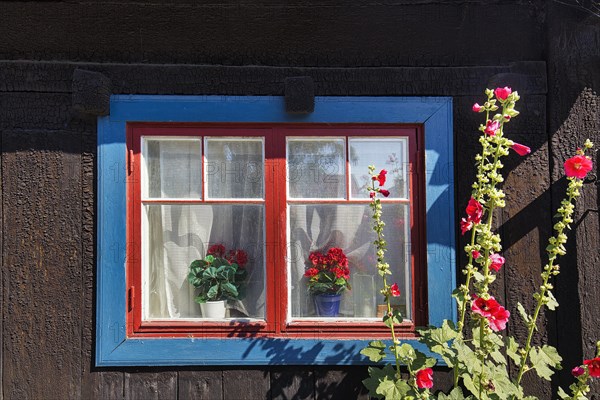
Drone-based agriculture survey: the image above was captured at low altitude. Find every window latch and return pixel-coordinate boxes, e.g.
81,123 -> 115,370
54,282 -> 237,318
128,286 -> 134,312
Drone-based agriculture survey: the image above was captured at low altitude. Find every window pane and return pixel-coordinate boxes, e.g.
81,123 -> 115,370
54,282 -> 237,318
287,139 -> 346,199
205,139 -> 264,199
349,138 -> 408,199
288,203 -> 411,319
143,204 -> 265,320
143,138 -> 202,199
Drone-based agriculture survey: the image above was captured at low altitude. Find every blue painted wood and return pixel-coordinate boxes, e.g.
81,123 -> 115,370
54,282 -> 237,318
96,95 -> 456,366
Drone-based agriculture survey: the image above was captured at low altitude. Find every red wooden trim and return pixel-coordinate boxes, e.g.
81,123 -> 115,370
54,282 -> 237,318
126,123 -> 427,338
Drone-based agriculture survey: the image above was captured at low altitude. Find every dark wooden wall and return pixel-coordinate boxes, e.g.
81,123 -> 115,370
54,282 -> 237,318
0,1 -> 598,399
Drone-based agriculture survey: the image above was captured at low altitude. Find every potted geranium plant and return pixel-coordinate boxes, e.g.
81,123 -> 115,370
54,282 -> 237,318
304,247 -> 351,317
187,244 -> 248,318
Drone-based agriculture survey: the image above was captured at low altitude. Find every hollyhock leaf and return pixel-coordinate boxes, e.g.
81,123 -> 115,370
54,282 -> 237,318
530,345 -> 562,381
491,365 -> 522,397
506,336 -> 522,365
411,349 -> 437,371
490,349 -> 507,365
376,377 -> 412,399
517,302 -> 531,324
383,313 -> 402,328
360,340 -> 388,362
438,387 -> 468,400
473,270 -> 485,282
557,387 -> 570,400
461,373 -> 478,397
362,365 -> 394,399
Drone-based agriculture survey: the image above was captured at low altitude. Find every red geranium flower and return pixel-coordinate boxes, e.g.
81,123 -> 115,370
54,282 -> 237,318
304,267 -> 319,278
584,357 -> 600,378
466,197 -> 483,224
207,244 -> 226,257
227,249 -> 248,268
510,142 -> 531,156
380,189 -> 390,197
494,86 -> 512,101
489,253 -> 505,272
461,218 -> 473,235
389,283 -> 401,297
485,120 -> 500,136
415,368 -> 433,389
564,155 -> 593,179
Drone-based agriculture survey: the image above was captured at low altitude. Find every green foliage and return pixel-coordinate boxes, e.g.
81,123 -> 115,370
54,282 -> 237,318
361,340 -> 388,363
187,256 -> 246,303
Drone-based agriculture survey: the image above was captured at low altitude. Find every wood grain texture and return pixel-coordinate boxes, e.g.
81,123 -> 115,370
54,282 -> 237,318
124,371 -> 177,400
0,2 -> 544,67
314,367 -> 369,400
222,369 -> 270,400
178,370 -> 223,400
2,130 -> 83,399
270,367 -> 313,400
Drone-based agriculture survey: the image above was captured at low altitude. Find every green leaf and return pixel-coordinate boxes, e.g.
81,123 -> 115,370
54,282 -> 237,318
221,282 -> 238,298
383,310 -> 402,328
452,287 -> 467,304
557,387 -> 569,399
505,336 -> 521,365
545,290 -> 559,311
360,341 -> 388,363
454,340 -> 478,374
397,343 -> 417,362
377,378 -> 412,400
473,270 -> 485,282
411,348 -> 437,371
206,284 -> 219,300
529,345 -> 562,381
437,387 -> 469,400
203,266 -> 218,279
517,302 -> 530,324
362,365 -> 396,400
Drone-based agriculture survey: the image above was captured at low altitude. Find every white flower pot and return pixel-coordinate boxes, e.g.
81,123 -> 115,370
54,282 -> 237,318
200,300 -> 227,319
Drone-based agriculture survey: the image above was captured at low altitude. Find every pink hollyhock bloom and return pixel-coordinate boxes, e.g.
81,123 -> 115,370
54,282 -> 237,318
494,86 -> 512,101
471,296 -> 500,318
571,366 -> 585,377
376,169 -> 387,186
466,197 -> 483,224
472,250 -> 481,259
584,357 -> 600,378
564,155 -> 593,179
485,120 -> 500,136
511,142 -> 531,156
415,368 -> 433,389
369,191 -> 376,199
472,103 -> 483,112
461,218 -> 473,235
380,189 -> 390,197
487,305 -> 510,332
389,283 -> 401,297
489,253 -> 505,272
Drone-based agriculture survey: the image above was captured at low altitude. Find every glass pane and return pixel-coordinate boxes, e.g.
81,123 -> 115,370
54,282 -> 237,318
288,203 -> 411,319
205,139 -> 264,199
349,138 -> 408,199
287,139 -> 346,199
143,204 -> 265,320
143,138 -> 202,199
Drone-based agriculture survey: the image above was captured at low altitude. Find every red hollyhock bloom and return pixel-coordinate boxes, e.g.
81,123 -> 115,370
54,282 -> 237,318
380,189 -> 390,197
472,103 -> 483,112
461,218 -> 473,235
510,142 -> 531,156
376,169 -> 387,186
571,366 -> 585,377
489,253 -> 505,272
564,155 -> 593,179
207,244 -> 226,257
304,267 -> 319,278
485,120 -> 500,136
494,86 -> 512,101
369,191 -> 376,199
389,283 -> 401,297
584,357 -> 600,378
466,197 -> 483,224
415,368 -> 433,389
472,250 -> 481,259
487,305 -> 510,332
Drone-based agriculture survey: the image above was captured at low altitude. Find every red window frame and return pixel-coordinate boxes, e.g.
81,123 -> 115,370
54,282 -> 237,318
126,123 -> 426,339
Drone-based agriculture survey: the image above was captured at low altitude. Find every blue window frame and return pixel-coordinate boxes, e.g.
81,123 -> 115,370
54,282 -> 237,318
96,95 -> 455,366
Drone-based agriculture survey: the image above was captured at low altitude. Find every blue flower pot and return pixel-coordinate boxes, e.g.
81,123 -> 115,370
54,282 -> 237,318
314,293 -> 342,317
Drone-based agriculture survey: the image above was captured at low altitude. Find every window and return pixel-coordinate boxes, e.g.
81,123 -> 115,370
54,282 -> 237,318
97,96 -> 455,366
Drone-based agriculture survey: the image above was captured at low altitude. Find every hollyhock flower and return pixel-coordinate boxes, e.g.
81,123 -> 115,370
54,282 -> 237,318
380,189 -> 390,197
472,103 -> 483,112
572,366 -> 585,377
584,357 -> 600,378
495,86 -> 512,101
485,120 -> 500,136
466,197 -> 483,223
564,155 -> 593,179
461,218 -> 473,235
487,305 -> 510,332
304,267 -> 319,277
489,253 -> 505,272
375,169 -> 387,186
415,368 -> 433,389
510,142 -> 531,156
389,283 -> 401,297
369,191 -> 376,199
472,250 -> 481,259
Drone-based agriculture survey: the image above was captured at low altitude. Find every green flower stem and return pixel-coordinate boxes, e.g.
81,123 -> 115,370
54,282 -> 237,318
515,189 -> 577,387
478,318 -> 486,399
